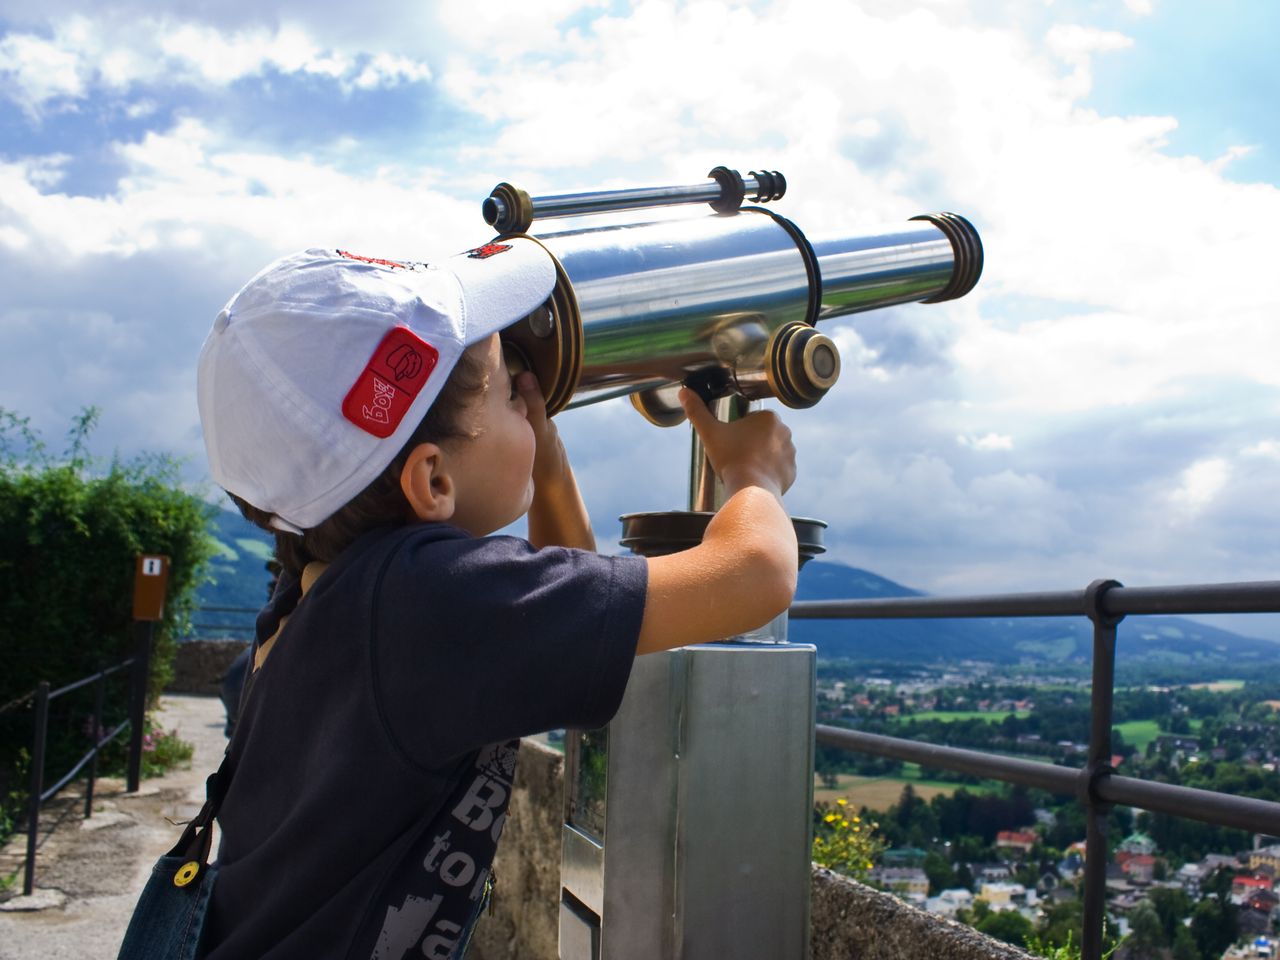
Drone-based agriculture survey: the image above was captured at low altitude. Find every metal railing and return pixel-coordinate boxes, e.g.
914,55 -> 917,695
187,604 -> 257,639
5,638 -> 151,896
790,578 -> 1280,960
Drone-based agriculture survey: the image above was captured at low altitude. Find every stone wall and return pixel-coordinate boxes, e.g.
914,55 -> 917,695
167,639 -> 247,696
471,739 -> 1034,960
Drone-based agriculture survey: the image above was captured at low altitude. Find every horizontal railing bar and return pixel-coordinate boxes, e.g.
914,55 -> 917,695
792,590 -> 1085,619
816,726 -> 1079,793
48,659 -> 134,700
1103,581 -> 1280,616
1098,774 -> 1280,836
816,725 -> 1280,836
39,719 -> 131,803
791,579 -> 1280,621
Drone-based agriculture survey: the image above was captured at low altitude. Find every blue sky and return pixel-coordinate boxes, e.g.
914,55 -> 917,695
2,1 -> 1279,633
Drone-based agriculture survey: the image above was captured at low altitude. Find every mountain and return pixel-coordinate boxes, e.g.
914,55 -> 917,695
194,510 -> 1280,669
192,508 -> 277,638
790,560 -> 1280,669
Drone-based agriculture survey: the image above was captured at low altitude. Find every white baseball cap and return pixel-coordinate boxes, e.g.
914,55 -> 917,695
197,240 -> 556,532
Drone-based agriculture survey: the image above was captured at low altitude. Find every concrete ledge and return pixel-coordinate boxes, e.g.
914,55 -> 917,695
810,867 -> 1033,960
471,738 -> 1033,960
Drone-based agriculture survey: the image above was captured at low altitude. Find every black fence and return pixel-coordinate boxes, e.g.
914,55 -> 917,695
3,625 -> 156,896
186,605 -> 257,639
791,578 -> 1280,960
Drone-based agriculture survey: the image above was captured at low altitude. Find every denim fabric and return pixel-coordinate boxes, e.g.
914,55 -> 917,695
117,855 -> 217,960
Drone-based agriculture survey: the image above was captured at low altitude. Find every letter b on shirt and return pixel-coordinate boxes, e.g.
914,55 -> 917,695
451,774 -> 507,832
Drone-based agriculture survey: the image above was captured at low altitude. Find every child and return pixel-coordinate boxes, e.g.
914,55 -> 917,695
195,241 -> 798,958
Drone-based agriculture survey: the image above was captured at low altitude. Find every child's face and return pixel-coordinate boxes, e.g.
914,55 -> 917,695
439,333 -> 537,536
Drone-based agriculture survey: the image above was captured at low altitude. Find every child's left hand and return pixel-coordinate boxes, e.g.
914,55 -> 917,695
516,371 -> 571,487
517,371 -> 595,550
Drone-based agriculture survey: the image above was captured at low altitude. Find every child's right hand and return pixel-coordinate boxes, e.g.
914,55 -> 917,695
678,388 -> 796,501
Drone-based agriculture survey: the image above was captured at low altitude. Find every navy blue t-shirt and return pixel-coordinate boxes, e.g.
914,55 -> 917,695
202,523 -> 647,959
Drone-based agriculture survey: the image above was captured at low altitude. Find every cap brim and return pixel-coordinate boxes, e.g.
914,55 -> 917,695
442,237 -> 558,345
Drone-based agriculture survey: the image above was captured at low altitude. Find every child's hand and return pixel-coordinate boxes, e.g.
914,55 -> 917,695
678,388 -> 796,500
517,371 -> 571,487
518,371 -> 595,550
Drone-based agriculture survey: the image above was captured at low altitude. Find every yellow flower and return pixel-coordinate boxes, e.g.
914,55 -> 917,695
853,816 -> 861,823
841,820 -> 850,827
824,813 -> 836,823
836,798 -> 848,807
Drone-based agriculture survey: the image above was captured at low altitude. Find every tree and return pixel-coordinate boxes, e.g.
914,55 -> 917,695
0,409 -> 213,841
1148,886 -> 1191,943
1170,927 -> 1197,960
976,909 -> 1034,948
1190,895 -> 1238,960
1125,901 -> 1166,960
923,850 -> 956,894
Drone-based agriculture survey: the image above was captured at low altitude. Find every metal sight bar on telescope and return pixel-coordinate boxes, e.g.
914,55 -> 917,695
484,166 -> 786,234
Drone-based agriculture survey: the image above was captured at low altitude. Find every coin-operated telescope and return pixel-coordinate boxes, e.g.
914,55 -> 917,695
485,169 -> 982,960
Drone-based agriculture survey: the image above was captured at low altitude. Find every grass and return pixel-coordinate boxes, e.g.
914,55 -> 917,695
909,710 -> 1032,723
1114,718 -> 1202,753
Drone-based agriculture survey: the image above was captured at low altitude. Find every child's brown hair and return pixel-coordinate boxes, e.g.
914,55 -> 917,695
232,344 -> 490,576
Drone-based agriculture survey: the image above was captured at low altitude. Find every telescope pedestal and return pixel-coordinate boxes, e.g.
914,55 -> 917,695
558,512 -> 823,960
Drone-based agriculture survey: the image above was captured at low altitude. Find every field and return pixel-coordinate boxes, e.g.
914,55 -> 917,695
1114,718 -> 1203,752
909,710 -> 1031,723
1188,679 -> 1246,692
813,765 -> 997,810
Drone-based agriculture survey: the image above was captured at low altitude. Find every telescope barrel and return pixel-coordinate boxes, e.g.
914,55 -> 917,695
485,168 -> 786,234
490,169 -> 983,420
812,212 -> 983,319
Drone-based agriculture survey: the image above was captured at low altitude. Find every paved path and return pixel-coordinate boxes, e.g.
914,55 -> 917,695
0,695 -> 228,959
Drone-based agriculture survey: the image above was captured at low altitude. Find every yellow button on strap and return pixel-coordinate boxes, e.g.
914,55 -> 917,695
174,861 -> 201,887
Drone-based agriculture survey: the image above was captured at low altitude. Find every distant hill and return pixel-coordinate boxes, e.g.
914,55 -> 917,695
194,510 -> 1280,668
192,508 -> 276,638
790,560 -> 1280,668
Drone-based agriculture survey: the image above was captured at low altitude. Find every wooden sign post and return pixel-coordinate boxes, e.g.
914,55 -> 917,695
127,555 -> 170,792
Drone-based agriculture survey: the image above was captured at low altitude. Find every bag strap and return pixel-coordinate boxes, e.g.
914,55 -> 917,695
163,749 -> 232,886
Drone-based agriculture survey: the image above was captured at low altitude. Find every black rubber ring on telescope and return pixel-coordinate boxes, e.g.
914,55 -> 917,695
708,166 -> 746,214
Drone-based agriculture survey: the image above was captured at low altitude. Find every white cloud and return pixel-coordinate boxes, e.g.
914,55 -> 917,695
0,16 -> 434,114
0,118 -> 486,260
1169,458 -> 1230,515
3,0 -> 1280,601
959,433 -> 1014,451
0,26 -> 87,112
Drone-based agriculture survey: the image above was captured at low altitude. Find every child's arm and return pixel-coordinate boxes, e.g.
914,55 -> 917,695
637,388 -> 799,654
518,371 -> 596,551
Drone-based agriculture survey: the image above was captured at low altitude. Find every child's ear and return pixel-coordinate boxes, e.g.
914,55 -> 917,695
400,442 -> 456,523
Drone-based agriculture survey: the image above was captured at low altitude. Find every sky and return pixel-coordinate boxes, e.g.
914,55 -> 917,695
2,1 -> 1279,633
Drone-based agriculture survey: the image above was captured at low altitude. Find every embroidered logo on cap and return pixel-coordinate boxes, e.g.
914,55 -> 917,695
466,243 -> 512,260
337,250 -> 407,269
342,327 -> 439,438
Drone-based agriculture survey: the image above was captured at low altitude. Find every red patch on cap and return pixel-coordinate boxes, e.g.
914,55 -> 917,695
466,242 -> 512,260
342,328 -> 439,438
337,250 -> 407,269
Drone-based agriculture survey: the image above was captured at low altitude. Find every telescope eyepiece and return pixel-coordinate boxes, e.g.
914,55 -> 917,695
766,322 -> 842,409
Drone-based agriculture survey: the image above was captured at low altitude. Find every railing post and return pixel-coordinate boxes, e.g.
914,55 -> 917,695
126,621 -> 154,793
23,681 -> 49,897
84,666 -> 106,819
1081,579 -> 1123,960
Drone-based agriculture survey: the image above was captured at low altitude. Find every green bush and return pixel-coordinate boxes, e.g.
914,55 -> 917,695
0,408 -> 214,842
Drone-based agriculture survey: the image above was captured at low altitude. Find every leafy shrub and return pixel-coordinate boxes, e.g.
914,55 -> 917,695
812,798 -> 884,880
0,408 -> 213,843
